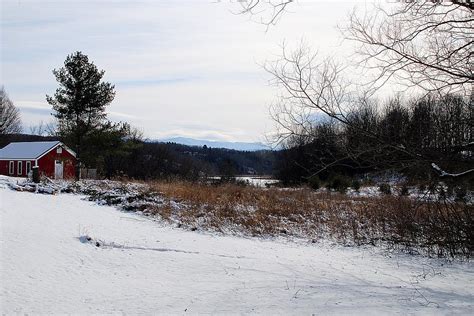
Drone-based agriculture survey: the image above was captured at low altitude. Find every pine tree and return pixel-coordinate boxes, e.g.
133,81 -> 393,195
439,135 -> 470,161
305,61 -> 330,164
47,52 -> 115,179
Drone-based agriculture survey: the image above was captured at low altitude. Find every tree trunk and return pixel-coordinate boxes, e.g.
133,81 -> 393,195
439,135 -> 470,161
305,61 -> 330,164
75,159 -> 81,181
75,139 -> 81,181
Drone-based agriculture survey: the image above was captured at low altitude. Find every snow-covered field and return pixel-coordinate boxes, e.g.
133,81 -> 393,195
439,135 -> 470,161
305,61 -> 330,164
1,182 -> 473,314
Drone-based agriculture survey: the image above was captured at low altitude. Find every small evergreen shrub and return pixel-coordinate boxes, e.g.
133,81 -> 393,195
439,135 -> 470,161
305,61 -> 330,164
446,184 -> 455,198
438,186 -> 447,200
428,182 -> 438,193
400,185 -> 409,196
327,175 -> 351,194
418,183 -> 427,192
308,175 -> 321,190
455,186 -> 467,202
351,179 -> 361,192
379,183 -> 391,195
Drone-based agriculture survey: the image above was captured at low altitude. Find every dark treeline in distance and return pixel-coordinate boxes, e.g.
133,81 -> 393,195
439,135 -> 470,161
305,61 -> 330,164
2,93 -> 471,188
3,93 -> 471,186
104,141 -> 277,180
276,93 -> 473,188
0,132 -> 277,180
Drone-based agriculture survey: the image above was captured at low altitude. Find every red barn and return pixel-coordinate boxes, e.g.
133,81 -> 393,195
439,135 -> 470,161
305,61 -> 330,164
0,141 -> 76,179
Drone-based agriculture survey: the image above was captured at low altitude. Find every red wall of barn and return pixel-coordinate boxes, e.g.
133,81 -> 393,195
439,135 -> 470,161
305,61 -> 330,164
37,146 -> 76,179
0,160 -> 9,175
0,160 -> 34,177
0,145 -> 76,179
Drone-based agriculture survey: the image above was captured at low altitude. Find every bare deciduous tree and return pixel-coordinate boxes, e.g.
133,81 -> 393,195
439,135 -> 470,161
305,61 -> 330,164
267,44 -> 473,178
234,1 -> 473,94
266,44 -> 351,146
342,0 -> 473,95
0,87 -> 22,135
229,0 -> 293,26
230,1 -> 473,178
29,120 -> 58,137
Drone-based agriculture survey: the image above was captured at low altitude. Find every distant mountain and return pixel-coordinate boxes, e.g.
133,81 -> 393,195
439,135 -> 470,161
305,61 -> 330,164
159,137 -> 271,151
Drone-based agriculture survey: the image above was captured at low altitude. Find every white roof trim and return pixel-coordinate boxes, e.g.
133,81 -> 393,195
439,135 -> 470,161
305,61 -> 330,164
36,142 -> 76,160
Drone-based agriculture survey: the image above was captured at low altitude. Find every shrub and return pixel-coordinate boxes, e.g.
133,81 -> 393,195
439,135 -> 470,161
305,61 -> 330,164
308,175 -> 321,190
361,177 -> 375,186
438,186 -> 447,200
400,185 -> 409,196
351,179 -> 361,192
146,179 -> 472,258
326,175 -> 351,194
379,183 -> 391,195
428,182 -> 438,194
455,186 -> 467,202
418,183 -> 427,192
446,184 -> 455,197
78,179 -> 473,258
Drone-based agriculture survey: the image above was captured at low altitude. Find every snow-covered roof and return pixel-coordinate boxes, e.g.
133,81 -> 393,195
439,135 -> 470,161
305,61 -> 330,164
0,141 -> 69,160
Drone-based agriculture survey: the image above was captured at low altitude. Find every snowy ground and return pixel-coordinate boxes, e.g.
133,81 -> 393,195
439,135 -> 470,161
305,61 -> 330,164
1,184 -> 473,314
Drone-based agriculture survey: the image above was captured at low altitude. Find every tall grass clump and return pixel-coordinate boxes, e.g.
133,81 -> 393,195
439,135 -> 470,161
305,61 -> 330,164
140,180 -> 473,259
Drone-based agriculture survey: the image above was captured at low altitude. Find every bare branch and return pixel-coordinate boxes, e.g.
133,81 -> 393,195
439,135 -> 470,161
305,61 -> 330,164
230,0 -> 294,27
341,1 -> 473,95
0,87 -> 22,135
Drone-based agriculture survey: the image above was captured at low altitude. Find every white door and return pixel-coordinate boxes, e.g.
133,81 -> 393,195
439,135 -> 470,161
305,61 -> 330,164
54,160 -> 64,180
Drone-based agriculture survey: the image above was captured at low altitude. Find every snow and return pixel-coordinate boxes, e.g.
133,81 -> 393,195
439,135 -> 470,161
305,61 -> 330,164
236,176 -> 280,187
1,181 -> 473,314
207,176 -> 280,187
0,141 -> 61,159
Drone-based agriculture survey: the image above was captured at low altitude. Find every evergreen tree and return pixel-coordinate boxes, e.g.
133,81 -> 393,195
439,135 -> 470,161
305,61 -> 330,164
46,52 -> 115,179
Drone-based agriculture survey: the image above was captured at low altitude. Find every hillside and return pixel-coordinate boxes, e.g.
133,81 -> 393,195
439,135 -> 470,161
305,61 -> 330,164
160,137 -> 270,151
0,135 -> 279,178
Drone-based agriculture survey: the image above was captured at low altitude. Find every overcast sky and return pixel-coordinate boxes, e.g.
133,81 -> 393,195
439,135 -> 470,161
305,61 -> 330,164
1,0 -> 366,142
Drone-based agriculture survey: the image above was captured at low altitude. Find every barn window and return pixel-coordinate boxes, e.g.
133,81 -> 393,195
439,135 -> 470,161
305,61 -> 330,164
9,161 -> 14,175
18,161 -> 23,175
57,147 -> 63,154
26,161 -> 32,174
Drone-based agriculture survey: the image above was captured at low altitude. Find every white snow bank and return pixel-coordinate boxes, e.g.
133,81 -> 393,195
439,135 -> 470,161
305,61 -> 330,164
1,187 -> 473,314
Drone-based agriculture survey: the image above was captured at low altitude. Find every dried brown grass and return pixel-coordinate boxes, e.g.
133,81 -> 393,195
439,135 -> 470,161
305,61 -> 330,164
143,181 -> 472,258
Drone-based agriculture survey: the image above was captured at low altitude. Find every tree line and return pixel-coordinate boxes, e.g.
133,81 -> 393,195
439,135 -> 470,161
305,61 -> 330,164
262,0 -> 472,189
104,142 -> 276,180
1,51 -> 277,181
276,93 -> 473,187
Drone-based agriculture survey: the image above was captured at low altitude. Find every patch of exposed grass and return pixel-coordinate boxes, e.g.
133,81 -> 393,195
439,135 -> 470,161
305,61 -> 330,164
71,179 -> 472,259
144,181 -> 472,259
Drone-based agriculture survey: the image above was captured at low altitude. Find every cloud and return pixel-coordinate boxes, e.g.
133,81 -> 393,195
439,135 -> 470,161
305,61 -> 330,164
2,0 -> 358,142
107,111 -> 139,120
16,101 -> 52,115
115,76 -> 199,88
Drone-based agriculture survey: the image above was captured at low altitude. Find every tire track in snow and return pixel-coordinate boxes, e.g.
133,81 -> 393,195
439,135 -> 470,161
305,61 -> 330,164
77,235 -> 251,259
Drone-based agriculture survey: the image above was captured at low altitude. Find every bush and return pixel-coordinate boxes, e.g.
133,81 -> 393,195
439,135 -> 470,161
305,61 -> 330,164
438,186 -> 447,200
326,175 -> 351,194
455,186 -> 467,202
379,183 -> 391,195
418,183 -> 427,192
428,182 -> 438,194
351,179 -> 361,192
400,185 -> 409,196
308,175 -> 321,190
446,184 -> 455,197
145,180 -> 473,258
361,176 -> 375,186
